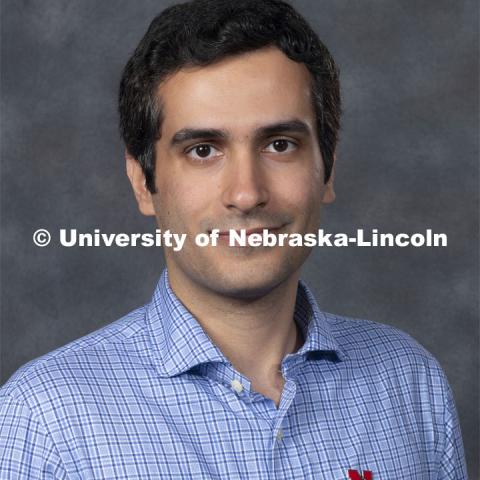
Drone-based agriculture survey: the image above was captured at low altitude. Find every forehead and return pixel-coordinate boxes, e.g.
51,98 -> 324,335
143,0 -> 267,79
157,46 -> 316,136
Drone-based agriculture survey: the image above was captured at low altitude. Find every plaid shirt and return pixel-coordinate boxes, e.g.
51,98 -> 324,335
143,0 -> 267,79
0,269 -> 467,479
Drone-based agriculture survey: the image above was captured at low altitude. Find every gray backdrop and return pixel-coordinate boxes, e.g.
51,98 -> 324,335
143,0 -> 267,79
1,0 -> 478,476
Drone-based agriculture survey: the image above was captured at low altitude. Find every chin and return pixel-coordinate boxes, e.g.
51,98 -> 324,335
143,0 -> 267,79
170,245 -> 311,300
198,252 -> 306,300
211,275 -> 281,299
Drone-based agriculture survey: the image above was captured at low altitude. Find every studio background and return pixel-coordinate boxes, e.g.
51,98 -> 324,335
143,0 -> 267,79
1,0 -> 478,476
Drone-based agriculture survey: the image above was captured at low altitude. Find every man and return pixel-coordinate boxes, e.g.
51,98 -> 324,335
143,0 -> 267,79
0,0 -> 468,478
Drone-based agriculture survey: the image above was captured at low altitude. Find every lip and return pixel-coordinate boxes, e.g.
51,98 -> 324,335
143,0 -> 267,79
217,226 -> 283,236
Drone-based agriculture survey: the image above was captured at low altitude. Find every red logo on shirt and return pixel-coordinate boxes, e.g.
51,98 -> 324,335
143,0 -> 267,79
348,469 -> 373,480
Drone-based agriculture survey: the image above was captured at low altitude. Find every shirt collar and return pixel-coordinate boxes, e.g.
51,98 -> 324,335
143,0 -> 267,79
294,278 -> 347,360
146,269 -> 346,378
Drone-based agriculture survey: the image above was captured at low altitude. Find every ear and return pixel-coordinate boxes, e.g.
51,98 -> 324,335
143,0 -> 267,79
322,154 -> 336,204
125,151 -> 156,216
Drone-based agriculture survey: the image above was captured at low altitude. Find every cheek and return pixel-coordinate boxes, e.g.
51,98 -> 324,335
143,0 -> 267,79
155,173 -> 212,229
273,166 -> 323,211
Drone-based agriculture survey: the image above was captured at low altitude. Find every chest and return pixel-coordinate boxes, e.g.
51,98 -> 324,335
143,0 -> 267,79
48,372 -> 439,479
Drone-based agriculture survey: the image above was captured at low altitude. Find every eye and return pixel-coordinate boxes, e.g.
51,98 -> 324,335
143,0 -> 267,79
263,139 -> 298,154
185,144 -> 222,162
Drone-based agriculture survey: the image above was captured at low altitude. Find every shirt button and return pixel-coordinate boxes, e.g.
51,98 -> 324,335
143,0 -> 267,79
276,429 -> 284,441
230,379 -> 244,394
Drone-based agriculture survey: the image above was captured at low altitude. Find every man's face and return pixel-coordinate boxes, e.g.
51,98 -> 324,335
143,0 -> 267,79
129,46 -> 335,298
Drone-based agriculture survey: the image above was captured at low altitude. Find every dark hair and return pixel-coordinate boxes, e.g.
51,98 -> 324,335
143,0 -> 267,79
119,0 -> 341,193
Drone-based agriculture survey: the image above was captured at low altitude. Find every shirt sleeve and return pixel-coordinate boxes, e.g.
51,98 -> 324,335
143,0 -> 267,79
0,393 -> 68,479
437,382 -> 469,480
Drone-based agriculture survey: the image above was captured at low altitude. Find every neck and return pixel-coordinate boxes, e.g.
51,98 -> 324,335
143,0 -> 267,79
167,264 -> 303,390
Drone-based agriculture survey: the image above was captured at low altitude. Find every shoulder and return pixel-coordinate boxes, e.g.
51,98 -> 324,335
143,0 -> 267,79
324,312 -> 449,387
0,305 -> 148,409
326,312 -> 437,362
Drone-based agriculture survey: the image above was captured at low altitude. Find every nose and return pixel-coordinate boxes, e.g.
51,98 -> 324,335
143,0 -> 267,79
221,150 -> 270,214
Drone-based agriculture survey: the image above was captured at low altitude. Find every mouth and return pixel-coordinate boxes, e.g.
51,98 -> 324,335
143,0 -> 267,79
215,225 -> 284,237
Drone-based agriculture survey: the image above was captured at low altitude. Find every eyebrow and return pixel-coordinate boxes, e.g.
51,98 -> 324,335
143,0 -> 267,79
169,119 -> 311,147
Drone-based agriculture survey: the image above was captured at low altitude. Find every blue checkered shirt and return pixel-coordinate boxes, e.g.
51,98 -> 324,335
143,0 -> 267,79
0,269 -> 467,479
